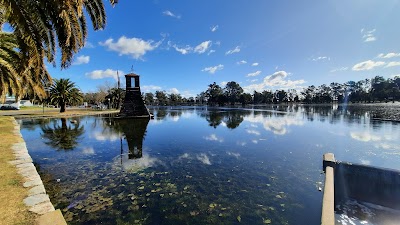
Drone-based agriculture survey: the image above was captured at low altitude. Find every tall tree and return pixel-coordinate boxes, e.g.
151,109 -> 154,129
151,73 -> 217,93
144,92 -> 154,105
155,90 -> 168,105
206,82 -> 223,105
49,78 -> 83,112
240,93 -> 252,105
224,81 -> 243,105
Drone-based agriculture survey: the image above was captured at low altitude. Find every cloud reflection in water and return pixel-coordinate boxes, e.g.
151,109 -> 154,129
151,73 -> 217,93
115,153 -> 159,173
244,114 -> 304,135
196,153 -> 211,165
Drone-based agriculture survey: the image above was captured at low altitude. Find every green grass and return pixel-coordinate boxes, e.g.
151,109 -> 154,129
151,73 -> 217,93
19,106 -> 44,110
0,117 -> 36,225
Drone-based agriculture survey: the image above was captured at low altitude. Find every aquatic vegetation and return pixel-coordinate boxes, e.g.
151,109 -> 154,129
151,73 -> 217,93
19,106 -> 400,224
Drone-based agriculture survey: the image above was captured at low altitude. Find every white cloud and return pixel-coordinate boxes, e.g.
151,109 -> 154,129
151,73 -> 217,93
194,41 -> 212,54
247,71 -> 262,77
169,88 -> 179,94
202,64 -> 224,74
252,62 -> 259,66
196,153 -> 211,165
377,53 -> 400,59
163,10 -> 181,19
73,55 -> 90,65
99,36 -> 160,59
330,67 -> 348,73
225,46 -> 241,55
220,81 -> 228,87
208,50 -> 216,55
361,28 -> 376,42
352,60 -> 385,71
169,41 -> 212,55
237,60 -> 247,65
142,85 -> 162,92
84,41 -> 95,48
180,90 -> 196,98
311,56 -> 330,61
385,61 -> 400,68
173,45 -> 192,55
211,25 -> 219,32
246,129 -> 260,135
250,79 -> 258,83
243,70 -> 305,93
86,69 -> 122,80
204,134 -> 224,142
364,36 -> 376,42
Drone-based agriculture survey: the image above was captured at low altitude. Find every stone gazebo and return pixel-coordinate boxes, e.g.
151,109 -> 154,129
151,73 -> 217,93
119,73 -> 152,118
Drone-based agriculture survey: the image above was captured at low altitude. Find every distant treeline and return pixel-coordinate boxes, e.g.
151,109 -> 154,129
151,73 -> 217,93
142,76 -> 399,106
81,75 -> 400,107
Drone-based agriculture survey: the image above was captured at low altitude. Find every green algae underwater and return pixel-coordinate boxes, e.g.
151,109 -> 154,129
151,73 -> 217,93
19,106 -> 400,224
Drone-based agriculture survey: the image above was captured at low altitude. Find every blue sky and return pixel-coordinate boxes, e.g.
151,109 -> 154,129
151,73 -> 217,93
47,0 -> 400,97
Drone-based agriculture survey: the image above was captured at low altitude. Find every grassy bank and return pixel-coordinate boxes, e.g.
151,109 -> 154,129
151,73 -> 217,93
0,107 -> 119,119
0,117 -> 35,225
0,109 -> 118,224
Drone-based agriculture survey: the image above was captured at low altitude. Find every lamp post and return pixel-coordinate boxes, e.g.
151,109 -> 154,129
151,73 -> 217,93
42,87 -> 49,114
108,98 -> 110,109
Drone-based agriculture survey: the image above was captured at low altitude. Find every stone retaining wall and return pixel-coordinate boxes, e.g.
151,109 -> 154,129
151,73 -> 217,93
8,118 -> 66,224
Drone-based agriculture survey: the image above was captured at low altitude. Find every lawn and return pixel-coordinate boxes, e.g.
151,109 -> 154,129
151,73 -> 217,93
0,117 -> 35,225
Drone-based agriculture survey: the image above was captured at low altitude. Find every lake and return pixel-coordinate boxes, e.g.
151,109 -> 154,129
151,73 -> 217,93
19,105 -> 400,225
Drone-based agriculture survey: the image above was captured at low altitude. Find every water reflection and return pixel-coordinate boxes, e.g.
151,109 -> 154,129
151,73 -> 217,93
244,112 -> 304,135
40,118 -> 84,151
198,109 -> 251,129
18,105 -> 400,225
118,119 -> 149,159
103,118 -> 155,172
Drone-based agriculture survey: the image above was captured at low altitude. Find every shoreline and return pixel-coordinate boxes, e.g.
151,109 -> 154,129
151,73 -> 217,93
0,108 -> 119,119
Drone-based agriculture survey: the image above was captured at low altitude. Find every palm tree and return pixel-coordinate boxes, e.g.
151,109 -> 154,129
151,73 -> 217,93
0,31 -> 20,100
41,118 -> 84,151
0,0 -> 117,99
0,31 -> 50,101
49,78 -> 83,113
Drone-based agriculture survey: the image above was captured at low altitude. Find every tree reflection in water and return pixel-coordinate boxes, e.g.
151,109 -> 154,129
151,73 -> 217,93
200,109 -> 251,129
40,118 -> 84,151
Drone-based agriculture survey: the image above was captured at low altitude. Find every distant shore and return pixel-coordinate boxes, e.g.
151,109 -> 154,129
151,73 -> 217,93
0,107 -> 119,119
2,102 -> 400,121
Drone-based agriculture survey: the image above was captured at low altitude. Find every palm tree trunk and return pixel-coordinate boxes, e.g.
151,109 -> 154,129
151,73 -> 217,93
60,102 -> 66,113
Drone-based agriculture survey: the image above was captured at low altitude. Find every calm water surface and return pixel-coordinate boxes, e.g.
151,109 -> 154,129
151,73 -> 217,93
19,105 -> 400,225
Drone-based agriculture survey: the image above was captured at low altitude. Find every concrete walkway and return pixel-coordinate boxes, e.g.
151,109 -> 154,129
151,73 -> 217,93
8,118 -> 66,225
